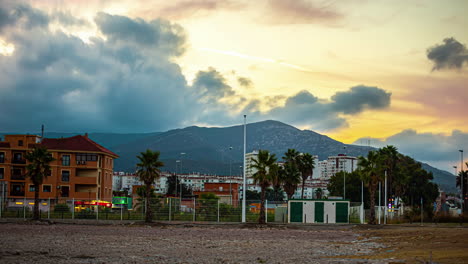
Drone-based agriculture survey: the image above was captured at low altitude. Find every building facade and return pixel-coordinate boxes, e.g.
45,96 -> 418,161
0,134 -> 118,204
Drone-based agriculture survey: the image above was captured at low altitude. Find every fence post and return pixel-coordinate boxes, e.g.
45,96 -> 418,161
193,197 -> 195,222
217,199 -> 220,222
120,203 -> 123,221
360,202 -> 364,224
96,201 -> 99,221
0,195 -> 2,218
23,197 -> 26,219
265,200 -> 268,223
48,197 -> 51,219
169,198 -> 172,221
72,198 -> 75,219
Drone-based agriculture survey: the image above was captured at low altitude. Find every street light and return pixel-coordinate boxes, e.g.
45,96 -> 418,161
242,115 -> 247,223
229,146 -> 233,206
460,150 -> 464,212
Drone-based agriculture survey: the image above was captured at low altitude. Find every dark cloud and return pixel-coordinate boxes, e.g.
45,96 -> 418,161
265,0 -> 343,25
0,3 -> 49,31
427,37 -> 468,71
330,85 -> 391,114
237,77 -> 253,88
193,68 -> 236,102
354,130 -> 468,171
0,4 -> 230,133
95,12 -> 186,56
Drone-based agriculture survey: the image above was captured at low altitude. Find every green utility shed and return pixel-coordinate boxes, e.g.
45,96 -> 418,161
288,199 -> 350,224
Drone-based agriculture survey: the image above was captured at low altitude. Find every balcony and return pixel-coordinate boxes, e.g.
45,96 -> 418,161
11,170 -> 25,180
12,158 -> 26,164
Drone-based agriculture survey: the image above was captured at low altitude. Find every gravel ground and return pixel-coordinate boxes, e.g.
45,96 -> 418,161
0,222 -> 393,264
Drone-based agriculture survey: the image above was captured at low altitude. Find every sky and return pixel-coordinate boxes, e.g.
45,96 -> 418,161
0,0 -> 467,172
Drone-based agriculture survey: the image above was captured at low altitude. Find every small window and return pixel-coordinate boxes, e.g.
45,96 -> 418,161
18,140 -> 23,146
0,152 -> 4,163
0,168 -> 4,179
43,185 -> 51,192
62,155 -> 70,166
61,171 -> 70,182
29,185 -> 36,192
61,186 -> 69,197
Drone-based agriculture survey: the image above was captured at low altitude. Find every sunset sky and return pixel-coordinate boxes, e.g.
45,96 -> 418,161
0,0 -> 467,171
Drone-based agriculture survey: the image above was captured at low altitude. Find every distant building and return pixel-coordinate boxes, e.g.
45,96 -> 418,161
0,134 -> 118,206
193,182 -> 240,206
325,154 -> 358,179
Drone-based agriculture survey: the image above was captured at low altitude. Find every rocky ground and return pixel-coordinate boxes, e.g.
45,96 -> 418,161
0,222 -> 466,263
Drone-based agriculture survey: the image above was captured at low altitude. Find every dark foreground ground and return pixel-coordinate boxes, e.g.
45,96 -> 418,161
0,222 -> 467,263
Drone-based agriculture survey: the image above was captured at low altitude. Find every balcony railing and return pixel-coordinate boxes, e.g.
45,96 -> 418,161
12,158 -> 26,164
11,173 -> 25,180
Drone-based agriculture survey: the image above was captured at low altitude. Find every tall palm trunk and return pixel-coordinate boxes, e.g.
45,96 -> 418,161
259,184 -> 266,224
33,186 -> 40,220
145,183 -> 152,223
368,178 -> 377,225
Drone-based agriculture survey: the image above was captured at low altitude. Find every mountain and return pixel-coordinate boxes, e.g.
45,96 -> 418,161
111,120 -> 371,173
2,120 -> 456,192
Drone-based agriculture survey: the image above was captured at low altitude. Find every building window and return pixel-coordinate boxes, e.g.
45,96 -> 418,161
11,183 -> 25,196
0,152 -> 4,163
61,186 -> 69,197
61,171 -> 70,182
29,185 -> 36,192
43,185 -> 51,192
0,168 -> 4,179
11,167 -> 24,180
13,153 -> 24,163
76,153 -> 97,162
62,155 -> 70,166
18,140 -> 23,146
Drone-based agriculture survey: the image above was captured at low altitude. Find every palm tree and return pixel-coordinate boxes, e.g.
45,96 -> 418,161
250,150 -> 277,224
25,145 -> 55,220
378,145 -> 399,198
269,163 -> 283,201
298,153 -> 315,199
283,148 -> 300,164
136,149 -> 164,223
282,161 -> 301,200
358,151 -> 382,225
456,167 -> 468,212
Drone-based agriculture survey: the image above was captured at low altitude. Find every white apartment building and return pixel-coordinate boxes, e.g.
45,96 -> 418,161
325,155 -> 358,179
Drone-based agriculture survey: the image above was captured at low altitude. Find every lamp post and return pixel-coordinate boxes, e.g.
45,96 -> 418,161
460,150 -> 464,212
229,146 -> 233,206
180,153 -> 186,208
454,165 -> 458,176
242,115 -> 247,223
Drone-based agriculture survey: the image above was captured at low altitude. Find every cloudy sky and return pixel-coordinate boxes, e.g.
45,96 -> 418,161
0,0 -> 467,171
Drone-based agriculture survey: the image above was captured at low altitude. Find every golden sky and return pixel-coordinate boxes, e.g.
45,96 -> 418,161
1,0 -> 467,169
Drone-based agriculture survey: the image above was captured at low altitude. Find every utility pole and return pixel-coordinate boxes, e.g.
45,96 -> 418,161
242,115 -> 247,223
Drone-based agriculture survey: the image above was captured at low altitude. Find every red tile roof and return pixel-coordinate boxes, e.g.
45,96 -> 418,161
41,135 -> 118,157
0,142 -> 10,148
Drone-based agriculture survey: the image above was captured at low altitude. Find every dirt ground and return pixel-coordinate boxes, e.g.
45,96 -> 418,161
351,225 -> 468,264
0,222 -> 467,263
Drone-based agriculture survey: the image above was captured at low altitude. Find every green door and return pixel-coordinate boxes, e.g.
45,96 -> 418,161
290,202 -> 303,223
315,202 -> 324,223
335,202 -> 348,223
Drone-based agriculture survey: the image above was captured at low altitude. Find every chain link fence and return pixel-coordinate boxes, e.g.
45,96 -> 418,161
0,197 -> 290,223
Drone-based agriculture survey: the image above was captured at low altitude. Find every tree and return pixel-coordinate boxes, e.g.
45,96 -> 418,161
358,151 -> 382,225
136,149 -> 164,223
315,188 -> 323,199
298,153 -> 315,199
250,150 -> 277,224
25,145 -> 55,220
327,171 -> 368,203
378,145 -> 399,198
456,167 -> 468,212
282,161 -> 301,199
166,174 -> 192,198
269,163 -> 284,201
283,148 -> 300,164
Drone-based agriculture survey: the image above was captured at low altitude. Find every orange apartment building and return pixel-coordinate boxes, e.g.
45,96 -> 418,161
0,134 -> 118,204
193,182 -> 240,207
